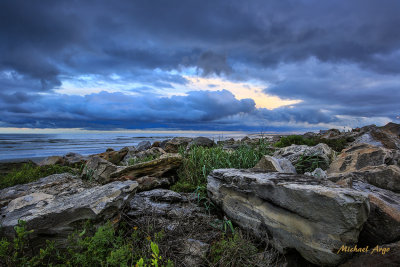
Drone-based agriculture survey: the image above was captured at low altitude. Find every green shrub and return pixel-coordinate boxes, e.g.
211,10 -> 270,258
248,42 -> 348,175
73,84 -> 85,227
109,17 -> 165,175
171,139 -> 273,192
274,135 -> 316,148
0,163 -> 81,189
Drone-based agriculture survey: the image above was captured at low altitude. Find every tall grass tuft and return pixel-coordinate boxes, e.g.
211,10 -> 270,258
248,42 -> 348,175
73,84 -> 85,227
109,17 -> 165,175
172,139 -> 273,192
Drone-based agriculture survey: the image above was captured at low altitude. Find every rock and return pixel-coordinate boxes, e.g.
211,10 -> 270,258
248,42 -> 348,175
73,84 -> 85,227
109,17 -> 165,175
82,156 -> 120,184
39,153 -> 88,167
328,143 -> 400,175
353,180 -> 400,246
0,173 -> 138,247
151,141 -> 161,147
241,136 -> 251,142
329,173 -> 400,246
273,143 -> 334,168
111,153 -> 182,184
381,122 -> 400,137
353,132 -> 384,148
254,155 -> 296,173
106,148 -> 114,152
97,147 -> 129,164
159,139 -> 170,150
320,129 -> 341,139
121,147 -> 166,166
354,165 -> 400,193
207,169 -> 370,266
163,137 -> 193,153
303,132 -> 318,139
187,137 -> 215,149
127,189 -> 202,218
304,168 -> 327,178
63,152 -> 88,166
352,124 -> 400,150
127,189 -> 218,265
120,146 -> 138,165
39,156 -> 64,166
182,239 -> 210,266
136,141 -> 151,152
339,241 -> 400,267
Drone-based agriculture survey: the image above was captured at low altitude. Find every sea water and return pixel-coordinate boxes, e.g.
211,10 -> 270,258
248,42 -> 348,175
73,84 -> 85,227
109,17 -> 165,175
0,132 -> 245,161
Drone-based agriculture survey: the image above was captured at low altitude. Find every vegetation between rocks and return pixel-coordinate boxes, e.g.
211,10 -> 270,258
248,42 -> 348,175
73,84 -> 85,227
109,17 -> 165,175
0,163 -> 81,189
172,139 -> 273,192
275,135 -> 348,152
0,220 -> 173,267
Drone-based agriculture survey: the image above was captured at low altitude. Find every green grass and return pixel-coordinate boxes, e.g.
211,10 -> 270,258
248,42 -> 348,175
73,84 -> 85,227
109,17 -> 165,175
274,135 -> 316,147
0,163 -> 81,189
171,139 -> 273,192
295,154 -> 328,174
274,135 -> 348,152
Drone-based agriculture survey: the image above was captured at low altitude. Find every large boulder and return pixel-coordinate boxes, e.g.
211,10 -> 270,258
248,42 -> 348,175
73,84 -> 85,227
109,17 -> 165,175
121,147 -> 166,166
111,153 -> 182,183
328,143 -> 400,175
39,156 -> 64,166
353,165 -> 400,193
329,173 -> 400,246
163,137 -> 193,153
136,141 -> 151,152
39,153 -> 88,167
127,189 -> 202,219
187,137 -> 215,150
352,123 -> 400,150
381,122 -> 400,137
96,147 -> 129,164
355,181 -> 400,246
82,156 -> 122,184
207,169 -> 370,266
63,152 -> 88,166
83,154 -> 182,190
273,143 -> 334,169
254,155 -> 296,173
0,173 -> 138,247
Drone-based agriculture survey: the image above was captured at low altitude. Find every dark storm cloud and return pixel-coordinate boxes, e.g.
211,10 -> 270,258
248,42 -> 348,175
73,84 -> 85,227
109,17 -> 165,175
3,0 -> 400,84
1,0 -> 400,129
0,90 -> 256,129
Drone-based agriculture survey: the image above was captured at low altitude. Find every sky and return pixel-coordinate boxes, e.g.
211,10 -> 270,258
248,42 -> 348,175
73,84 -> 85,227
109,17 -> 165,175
1,0 -> 400,133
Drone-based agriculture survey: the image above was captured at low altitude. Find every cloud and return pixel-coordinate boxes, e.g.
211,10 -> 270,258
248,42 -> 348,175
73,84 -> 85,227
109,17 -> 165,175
1,0 -> 400,131
0,90 -> 256,129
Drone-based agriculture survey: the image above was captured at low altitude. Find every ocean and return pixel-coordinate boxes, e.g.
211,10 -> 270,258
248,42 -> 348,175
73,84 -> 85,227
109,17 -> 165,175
0,132 -> 246,161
